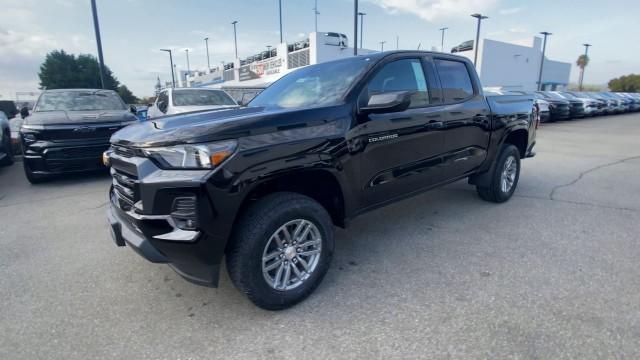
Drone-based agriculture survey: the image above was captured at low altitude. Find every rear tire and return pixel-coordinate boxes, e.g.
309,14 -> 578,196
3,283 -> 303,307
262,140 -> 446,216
0,133 -> 13,166
476,144 -> 520,203
226,192 -> 334,310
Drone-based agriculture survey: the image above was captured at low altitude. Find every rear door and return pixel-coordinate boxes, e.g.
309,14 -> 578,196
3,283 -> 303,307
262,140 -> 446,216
433,57 -> 491,178
354,56 -> 447,207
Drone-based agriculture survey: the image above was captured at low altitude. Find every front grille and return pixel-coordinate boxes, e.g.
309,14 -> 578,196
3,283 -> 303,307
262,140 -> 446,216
46,145 -> 107,160
112,169 -> 138,211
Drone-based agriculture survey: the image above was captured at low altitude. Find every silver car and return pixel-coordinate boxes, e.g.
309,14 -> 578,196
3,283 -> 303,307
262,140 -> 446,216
148,88 -> 239,119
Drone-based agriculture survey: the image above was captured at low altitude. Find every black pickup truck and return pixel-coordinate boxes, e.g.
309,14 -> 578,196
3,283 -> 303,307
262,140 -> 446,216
106,51 -> 536,310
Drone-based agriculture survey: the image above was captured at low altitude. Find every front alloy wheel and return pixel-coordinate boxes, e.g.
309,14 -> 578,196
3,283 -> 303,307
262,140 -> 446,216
262,219 -> 322,291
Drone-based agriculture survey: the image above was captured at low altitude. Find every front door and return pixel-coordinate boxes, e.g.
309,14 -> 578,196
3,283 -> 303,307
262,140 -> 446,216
354,57 -> 447,208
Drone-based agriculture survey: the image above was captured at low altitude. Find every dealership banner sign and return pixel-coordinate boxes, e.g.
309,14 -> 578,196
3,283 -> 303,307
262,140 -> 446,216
239,58 -> 284,82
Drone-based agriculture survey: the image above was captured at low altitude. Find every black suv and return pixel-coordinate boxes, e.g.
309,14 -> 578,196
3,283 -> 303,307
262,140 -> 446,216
106,52 -> 535,309
20,89 -> 138,183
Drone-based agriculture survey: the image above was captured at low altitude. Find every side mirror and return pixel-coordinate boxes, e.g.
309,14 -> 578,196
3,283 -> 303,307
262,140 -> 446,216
129,105 -> 137,114
20,107 -> 30,119
360,91 -> 413,114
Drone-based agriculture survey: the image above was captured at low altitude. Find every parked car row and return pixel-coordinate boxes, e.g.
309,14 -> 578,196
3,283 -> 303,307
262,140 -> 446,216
485,89 -> 640,123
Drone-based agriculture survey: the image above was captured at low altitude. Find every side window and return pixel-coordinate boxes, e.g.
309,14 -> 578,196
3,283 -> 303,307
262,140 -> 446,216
434,59 -> 475,103
157,91 -> 169,113
366,59 -> 430,109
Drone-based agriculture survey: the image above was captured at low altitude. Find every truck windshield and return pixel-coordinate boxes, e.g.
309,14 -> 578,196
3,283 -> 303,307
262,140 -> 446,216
35,91 -> 126,112
172,90 -> 237,106
249,57 -> 370,109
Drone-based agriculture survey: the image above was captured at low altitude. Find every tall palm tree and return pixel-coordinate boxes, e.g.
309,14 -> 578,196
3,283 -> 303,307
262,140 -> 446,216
577,54 -> 590,91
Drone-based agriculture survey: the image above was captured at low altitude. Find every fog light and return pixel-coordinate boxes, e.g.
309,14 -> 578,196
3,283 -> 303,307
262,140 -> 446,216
171,196 -> 198,230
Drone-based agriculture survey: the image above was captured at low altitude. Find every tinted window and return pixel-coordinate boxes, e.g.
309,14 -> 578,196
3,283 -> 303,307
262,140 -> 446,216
249,57 -> 369,109
435,59 -> 475,102
172,90 -> 236,106
35,91 -> 126,112
366,59 -> 430,108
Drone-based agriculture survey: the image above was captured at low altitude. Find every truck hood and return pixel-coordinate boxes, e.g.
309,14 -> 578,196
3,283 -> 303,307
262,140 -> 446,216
110,105 -> 350,148
23,110 -> 137,126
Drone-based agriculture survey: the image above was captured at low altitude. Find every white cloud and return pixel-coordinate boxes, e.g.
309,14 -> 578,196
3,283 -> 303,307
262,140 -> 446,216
368,0 -> 499,22
498,7 -> 522,15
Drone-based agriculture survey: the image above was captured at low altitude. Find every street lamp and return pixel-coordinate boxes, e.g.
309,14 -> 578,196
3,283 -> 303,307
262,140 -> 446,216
278,0 -> 283,43
380,41 -> 386,52
353,0 -> 359,56
439,27 -> 448,52
313,0 -> 320,32
579,43 -> 592,91
90,0 -> 106,89
185,49 -> 190,75
537,31 -> 552,91
231,21 -> 239,59
470,13 -> 488,67
358,12 -> 366,49
160,49 -> 175,88
204,37 -> 211,71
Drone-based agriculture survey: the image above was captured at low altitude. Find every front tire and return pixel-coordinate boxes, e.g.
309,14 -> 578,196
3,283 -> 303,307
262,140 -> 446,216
226,192 -> 335,310
476,144 -> 521,203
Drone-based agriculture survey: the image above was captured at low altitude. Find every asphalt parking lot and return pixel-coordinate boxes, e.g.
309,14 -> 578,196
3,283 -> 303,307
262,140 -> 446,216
1,113 -> 640,360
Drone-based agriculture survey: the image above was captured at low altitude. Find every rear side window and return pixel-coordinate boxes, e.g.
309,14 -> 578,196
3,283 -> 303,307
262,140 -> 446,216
366,59 -> 430,108
434,59 -> 475,103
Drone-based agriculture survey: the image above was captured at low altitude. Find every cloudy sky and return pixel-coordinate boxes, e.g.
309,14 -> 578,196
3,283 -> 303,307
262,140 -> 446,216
1,0 -> 638,99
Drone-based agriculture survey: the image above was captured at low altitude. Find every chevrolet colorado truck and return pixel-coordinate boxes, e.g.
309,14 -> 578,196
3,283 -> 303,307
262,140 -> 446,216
106,51 -> 536,310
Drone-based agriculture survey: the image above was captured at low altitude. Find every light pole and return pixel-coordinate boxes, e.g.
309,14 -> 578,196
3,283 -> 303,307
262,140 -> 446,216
358,12 -> 366,49
278,0 -> 283,43
470,13 -> 488,67
313,0 -> 320,32
439,27 -> 448,52
353,0 -> 359,56
537,31 -> 552,91
579,43 -> 592,91
204,37 -> 211,71
160,49 -> 175,88
185,49 -> 190,74
231,21 -> 239,59
380,41 -> 386,52
90,0 -> 106,89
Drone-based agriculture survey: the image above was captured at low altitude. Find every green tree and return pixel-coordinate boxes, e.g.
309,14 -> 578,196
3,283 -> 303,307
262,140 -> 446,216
576,54 -> 589,71
38,50 -> 119,90
117,85 -> 139,104
608,74 -> 640,92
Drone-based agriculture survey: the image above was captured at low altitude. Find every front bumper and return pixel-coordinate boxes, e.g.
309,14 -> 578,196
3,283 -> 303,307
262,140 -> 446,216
106,150 -> 231,287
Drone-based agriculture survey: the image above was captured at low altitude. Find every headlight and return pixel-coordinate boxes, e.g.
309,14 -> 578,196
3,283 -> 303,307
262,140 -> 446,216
142,140 -> 237,169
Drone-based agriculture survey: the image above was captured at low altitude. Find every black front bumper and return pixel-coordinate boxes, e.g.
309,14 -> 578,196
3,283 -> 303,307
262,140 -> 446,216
106,150 -> 230,287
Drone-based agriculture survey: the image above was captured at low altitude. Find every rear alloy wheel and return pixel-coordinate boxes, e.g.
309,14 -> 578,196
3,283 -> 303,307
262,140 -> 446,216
476,144 -> 521,203
0,133 -> 13,166
226,192 -> 334,310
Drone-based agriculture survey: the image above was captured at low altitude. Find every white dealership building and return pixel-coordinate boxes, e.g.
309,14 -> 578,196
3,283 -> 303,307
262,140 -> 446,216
186,32 -> 571,97
454,36 -> 571,91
